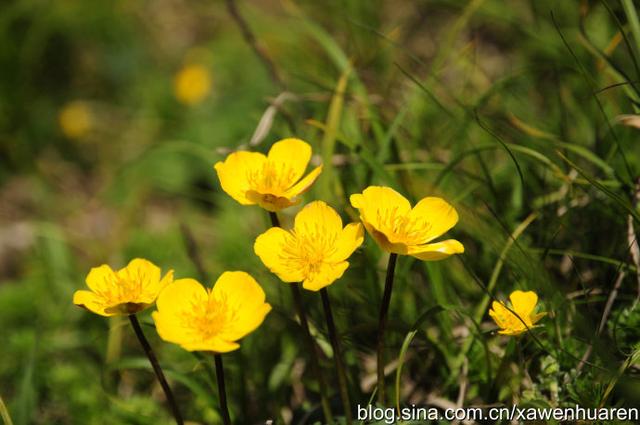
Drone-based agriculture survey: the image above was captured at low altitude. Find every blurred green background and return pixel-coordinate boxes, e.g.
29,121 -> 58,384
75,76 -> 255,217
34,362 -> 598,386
2,0 -> 640,423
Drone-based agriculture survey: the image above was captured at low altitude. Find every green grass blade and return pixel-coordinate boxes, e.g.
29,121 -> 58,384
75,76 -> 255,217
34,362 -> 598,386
0,395 -> 14,425
621,0 -> 640,62
394,330 -> 417,416
556,151 -> 640,224
319,64 -> 351,204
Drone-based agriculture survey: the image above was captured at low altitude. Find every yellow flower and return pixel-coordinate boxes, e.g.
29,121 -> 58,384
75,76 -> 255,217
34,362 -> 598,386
489,290 -> 546,336
73,259 -> 173,317
174,64 -> 212,105
59,101 -> 93,139
152,272 -> 271,352
214,138 -> 323,212
349,186 -> 464,260
254,201 -> 364,291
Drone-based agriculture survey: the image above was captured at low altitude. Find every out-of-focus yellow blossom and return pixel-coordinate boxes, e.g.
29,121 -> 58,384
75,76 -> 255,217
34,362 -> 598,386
489,290 -> 546,336
73,259 -> 173,317
174,64 -> 212,105
58,101 -> 93,139
254,201 -> 364,291
349,186 -> 464,260
214,138 -> 323,212
152,272 -> 271,352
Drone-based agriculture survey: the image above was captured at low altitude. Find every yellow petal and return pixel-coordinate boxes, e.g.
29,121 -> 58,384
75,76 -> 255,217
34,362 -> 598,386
151,311 -> 185,344
488,301 -> 511,330
509,290 -> 538,318
531,311 -> 547,325
302,261 -> 350,291
267,138 -> 312,188
361,221 -> 409,254
117,258 -> 166,304
85,264 -> 118,293
142,269 -> 174,303
407,239 -> 464,261
349,193 -> 364,208
498,327 -> 526,336
254,227 -> 306,282
156,278 -> 209,315
156,278 -> 207,317
212,271 -> 272,340
181,338 -> 240,353
409,197 -> 459,243
349,186 -> 412,240
294,201 -> 343,240
489,302 -> 527,335
246,191 -> 299,212
326,222 -> 364,262
118,258 -> 160,287
153,278 -> 208,346
73,290 -> 111,317
214,151 -> 267,205
154,305 -> 243,353
284,165 -> 323,198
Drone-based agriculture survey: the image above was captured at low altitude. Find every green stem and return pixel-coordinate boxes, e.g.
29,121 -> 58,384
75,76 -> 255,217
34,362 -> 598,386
268,211 -> 334,423
377,253 -> 398,405
0,393 -> 14,425
320,288 -> 352,424
128,315 -> 184,425
623,0 -> 640,56
213,354 -> 232,425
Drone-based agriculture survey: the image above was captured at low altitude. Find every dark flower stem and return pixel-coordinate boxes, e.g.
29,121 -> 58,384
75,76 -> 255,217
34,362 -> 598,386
214,354 -> 232,425
269,211 -> 334,423
377,253 -> 398,405
268,211 -> 280,228
128,314 -> 184,425
320,288 -> 352,424
291,283 -> 334,423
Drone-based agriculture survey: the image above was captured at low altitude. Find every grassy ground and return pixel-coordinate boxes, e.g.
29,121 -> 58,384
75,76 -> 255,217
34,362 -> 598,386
2,0 -> 640,424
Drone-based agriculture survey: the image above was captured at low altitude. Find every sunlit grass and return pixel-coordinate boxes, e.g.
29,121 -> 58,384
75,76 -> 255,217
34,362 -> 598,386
1,0 -> 640,424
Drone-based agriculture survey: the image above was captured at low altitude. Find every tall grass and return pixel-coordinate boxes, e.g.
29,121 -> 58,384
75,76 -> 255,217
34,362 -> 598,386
1,0 -> 639,423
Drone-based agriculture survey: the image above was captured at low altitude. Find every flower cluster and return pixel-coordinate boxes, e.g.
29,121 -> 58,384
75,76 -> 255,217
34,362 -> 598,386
74,259 -> 271,352
73,137 -> 546,423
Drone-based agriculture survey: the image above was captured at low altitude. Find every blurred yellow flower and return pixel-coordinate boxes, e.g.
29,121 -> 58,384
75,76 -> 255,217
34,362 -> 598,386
214,138 -> 323,212
152,272 -> 271,352
58,101 -> 93,139
349,186 -> 464,260
489,290 -> 546,336
174,64 -> 212,105
73,259 -> 173,317
254,201 -> 364,291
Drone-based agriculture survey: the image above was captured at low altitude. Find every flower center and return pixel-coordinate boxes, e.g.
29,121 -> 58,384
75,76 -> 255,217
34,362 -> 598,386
497,305 -> 532,331
94,269 -> 149,306
246,161 -> 297,194
376,207 -> 432,245
181,292 -> 231,341
280,225 -> 338,277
